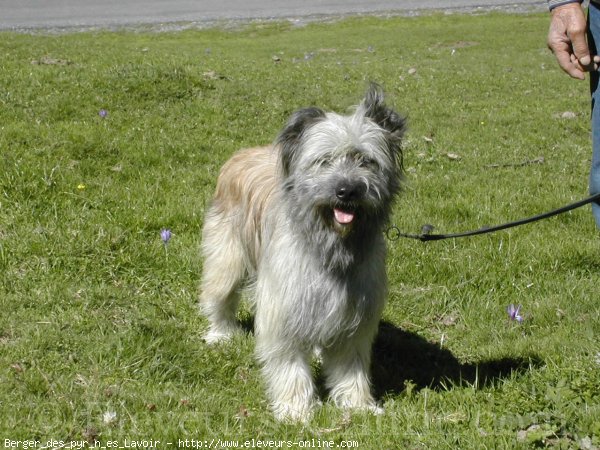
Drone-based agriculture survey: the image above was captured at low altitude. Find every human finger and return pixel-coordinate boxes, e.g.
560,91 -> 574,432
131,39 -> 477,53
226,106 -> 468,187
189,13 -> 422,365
552,40 -> 586,79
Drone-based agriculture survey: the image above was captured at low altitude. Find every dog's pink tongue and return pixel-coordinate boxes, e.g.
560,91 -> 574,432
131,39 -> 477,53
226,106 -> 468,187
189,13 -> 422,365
334,208 -> 355,224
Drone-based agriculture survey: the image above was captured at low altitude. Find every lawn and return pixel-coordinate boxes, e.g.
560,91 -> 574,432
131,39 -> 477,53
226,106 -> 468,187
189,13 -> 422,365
1,10 -> 599,449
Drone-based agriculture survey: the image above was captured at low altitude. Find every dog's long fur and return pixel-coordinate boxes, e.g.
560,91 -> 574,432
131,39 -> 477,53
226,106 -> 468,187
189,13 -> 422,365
199,84 -> 405,421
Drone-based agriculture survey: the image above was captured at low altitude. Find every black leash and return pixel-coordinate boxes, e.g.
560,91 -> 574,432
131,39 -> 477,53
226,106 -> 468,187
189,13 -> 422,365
387,192 -> 600,242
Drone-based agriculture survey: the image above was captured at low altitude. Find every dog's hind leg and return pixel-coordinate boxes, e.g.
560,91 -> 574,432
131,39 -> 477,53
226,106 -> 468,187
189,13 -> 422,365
199,207 -> 247,344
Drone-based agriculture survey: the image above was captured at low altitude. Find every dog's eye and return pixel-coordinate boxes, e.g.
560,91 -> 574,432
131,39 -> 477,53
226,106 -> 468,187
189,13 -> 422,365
314,156 -> 331,168
360,156 -> 379,169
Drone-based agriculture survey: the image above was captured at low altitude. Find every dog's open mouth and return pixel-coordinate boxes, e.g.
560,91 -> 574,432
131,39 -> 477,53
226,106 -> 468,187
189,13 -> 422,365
332,207 -> 356,237
333,208 -> 355,225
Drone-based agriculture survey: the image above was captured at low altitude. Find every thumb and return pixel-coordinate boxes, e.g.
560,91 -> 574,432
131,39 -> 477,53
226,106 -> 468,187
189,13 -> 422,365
576,46 -> 592,66
568,22 -> 592,66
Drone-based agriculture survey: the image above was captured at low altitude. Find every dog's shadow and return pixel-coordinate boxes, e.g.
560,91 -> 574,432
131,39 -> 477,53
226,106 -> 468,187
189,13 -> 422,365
239,316 -> 539,397
372,321 -> 540,398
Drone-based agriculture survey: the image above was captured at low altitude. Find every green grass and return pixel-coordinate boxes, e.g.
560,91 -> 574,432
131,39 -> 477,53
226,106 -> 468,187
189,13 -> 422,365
1,11 -> 600,449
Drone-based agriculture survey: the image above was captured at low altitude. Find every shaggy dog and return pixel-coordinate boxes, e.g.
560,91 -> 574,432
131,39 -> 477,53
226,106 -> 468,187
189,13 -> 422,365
199,84 -> 405,421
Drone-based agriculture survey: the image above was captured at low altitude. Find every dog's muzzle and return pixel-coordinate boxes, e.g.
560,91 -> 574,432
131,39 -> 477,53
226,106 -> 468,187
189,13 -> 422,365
331,181 -> 367,236
335,181 -> 365,203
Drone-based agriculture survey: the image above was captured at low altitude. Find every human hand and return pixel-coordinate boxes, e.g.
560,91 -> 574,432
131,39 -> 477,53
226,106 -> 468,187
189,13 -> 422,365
547,2 -> 599,79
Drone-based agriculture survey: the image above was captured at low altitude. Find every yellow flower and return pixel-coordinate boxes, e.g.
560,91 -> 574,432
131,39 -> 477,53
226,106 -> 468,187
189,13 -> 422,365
77,183 -> 86,190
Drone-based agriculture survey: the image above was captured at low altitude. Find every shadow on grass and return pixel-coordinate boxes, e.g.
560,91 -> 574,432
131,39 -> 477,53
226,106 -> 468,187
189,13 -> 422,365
239,316 -> 540,397
372,321 -> 541,398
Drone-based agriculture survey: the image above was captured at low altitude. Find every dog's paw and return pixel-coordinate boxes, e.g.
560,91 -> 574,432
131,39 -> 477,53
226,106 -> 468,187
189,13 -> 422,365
272,400 -> 320,423
345,403 -> 384,417
335,398 -> 384,416
366,404 -> 385,416
202,325 -> 240,344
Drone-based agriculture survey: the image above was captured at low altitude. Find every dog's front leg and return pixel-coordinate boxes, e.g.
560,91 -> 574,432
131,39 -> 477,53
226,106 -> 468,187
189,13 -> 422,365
256,339 -> 317,422
322,330 -> 383,415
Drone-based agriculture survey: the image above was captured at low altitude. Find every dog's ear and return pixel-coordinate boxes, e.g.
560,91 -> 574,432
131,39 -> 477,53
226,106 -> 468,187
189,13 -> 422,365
276,107 -> 326,176
361,83 -> 406,142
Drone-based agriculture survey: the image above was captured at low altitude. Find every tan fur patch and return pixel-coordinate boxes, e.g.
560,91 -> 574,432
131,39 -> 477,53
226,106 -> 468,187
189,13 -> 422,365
212,146 -> 278,265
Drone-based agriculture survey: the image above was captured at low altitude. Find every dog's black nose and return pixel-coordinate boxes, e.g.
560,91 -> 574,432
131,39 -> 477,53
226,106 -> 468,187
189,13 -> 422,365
336,183 -> 359,201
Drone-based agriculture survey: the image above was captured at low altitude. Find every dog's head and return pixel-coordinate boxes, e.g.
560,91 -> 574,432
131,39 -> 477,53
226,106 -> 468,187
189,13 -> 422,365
276,83 -> 406,238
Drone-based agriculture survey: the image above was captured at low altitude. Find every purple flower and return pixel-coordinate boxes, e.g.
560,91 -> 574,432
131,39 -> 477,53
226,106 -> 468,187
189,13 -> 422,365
507,304 -> 523,323
160,228 -> 172,245
99,109 -> 108,118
